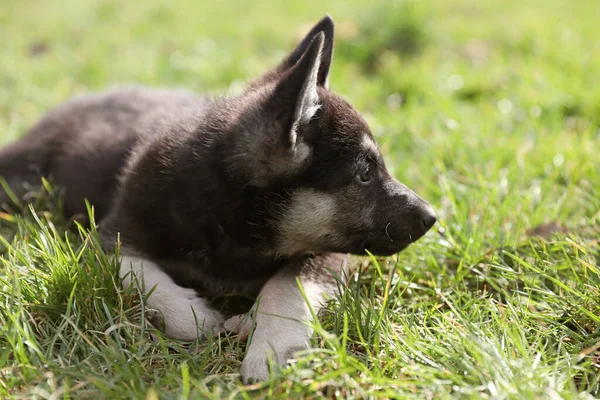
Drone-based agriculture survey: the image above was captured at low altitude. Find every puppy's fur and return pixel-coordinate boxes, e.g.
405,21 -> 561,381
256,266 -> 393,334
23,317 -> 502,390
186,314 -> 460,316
0,16 -> 436,382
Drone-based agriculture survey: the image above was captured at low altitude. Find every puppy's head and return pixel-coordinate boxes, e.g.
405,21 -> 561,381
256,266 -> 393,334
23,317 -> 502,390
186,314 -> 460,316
226,15 -> 436,257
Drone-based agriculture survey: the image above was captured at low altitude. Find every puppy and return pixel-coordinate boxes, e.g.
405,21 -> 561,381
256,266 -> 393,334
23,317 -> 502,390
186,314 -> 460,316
0,15 -> 436,382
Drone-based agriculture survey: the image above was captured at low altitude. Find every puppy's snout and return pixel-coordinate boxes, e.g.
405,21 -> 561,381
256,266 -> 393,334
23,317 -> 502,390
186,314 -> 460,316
383,178 -> 436,239
420,212 -> 436,231
420,207 -> 437,231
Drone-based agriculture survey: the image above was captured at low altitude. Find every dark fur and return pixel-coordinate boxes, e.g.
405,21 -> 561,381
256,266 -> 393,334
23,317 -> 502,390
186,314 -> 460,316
0,16 -> 436,302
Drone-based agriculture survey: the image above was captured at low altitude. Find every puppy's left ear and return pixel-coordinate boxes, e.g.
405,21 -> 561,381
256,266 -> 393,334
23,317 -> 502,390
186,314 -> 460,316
268,32 -> 324,147
281,15 -> 334,88
250,15 -> 334,89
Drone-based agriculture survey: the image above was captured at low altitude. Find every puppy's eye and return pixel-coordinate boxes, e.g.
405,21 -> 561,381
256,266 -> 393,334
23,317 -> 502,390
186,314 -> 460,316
312,106 -> 324,120
356,166 -> 373,184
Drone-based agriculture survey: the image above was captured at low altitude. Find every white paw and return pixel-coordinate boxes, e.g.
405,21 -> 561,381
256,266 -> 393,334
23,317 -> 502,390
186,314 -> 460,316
240,338 -> 308,383
216,313 -> 255,340
120,255 -> 223,341
159,288 -> 223,340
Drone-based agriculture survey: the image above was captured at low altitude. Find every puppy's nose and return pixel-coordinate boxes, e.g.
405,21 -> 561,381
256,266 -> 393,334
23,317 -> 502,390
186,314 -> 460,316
420,209 -> 437,231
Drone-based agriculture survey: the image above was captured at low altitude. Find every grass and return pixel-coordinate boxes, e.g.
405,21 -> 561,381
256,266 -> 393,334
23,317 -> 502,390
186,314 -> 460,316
1,0 -> 599,398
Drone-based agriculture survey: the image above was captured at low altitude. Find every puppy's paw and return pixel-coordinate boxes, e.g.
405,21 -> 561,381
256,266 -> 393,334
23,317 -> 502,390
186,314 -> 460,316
240,350 -> 272,383
145,308 -> 166,331
240,340 -> 308,383
144,308 -> 165,342
218,313 -> 254,340
120,255 -> 223,341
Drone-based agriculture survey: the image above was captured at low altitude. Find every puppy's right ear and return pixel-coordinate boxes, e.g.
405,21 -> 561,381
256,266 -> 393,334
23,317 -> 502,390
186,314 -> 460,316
279,15 -> 334,88
249,15 -> 334,89
225,34 -> 325,188
267,32 -> 324,148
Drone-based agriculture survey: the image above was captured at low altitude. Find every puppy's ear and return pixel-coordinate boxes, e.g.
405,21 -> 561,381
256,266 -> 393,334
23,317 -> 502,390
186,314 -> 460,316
250,15 -> 334,89
280,15 -> 334,88
268,32 -> 324,148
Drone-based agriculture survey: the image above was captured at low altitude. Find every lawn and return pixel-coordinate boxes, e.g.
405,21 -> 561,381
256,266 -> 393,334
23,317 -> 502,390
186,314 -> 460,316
1,0 -> 599,398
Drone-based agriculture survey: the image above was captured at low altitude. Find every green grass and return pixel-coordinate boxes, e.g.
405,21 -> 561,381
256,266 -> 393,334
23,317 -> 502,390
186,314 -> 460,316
1,0 -> 599,398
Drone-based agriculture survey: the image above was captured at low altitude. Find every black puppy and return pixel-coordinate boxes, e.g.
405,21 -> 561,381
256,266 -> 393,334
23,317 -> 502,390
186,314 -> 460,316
0,16 -> 436,382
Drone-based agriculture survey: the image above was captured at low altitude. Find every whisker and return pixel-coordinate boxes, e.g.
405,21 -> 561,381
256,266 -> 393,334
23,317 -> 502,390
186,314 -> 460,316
385,222 -> 393,242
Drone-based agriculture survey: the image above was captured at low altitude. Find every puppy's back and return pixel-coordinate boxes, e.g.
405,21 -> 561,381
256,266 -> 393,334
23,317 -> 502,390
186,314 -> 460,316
0,86 -> 208,219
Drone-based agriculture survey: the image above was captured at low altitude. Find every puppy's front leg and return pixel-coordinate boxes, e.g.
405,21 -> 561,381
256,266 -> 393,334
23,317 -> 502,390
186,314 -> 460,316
239,253 -> 348,383
120,251 -> 223,341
